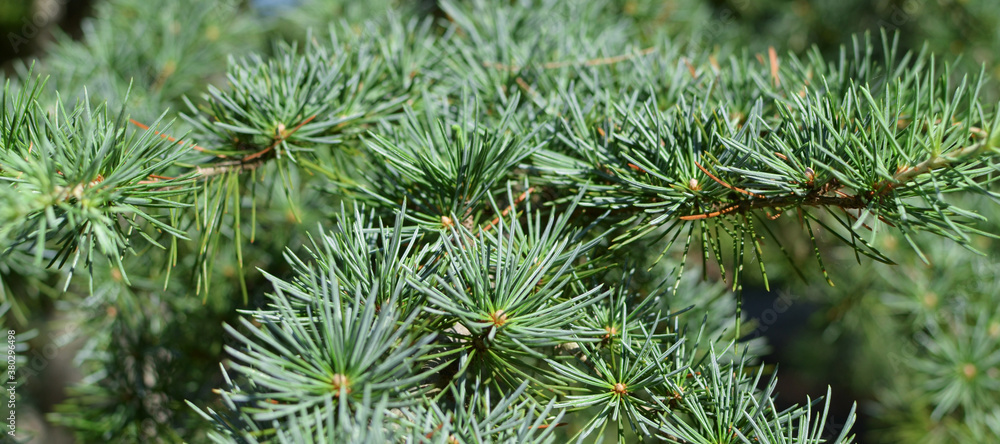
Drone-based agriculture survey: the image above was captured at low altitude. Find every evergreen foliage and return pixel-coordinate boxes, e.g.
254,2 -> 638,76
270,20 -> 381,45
2,0 -> 999,442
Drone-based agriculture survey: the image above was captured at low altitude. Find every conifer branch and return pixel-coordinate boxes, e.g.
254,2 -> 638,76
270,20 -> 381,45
13,1 -> 1000,442
482,46 -> 657,71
